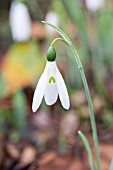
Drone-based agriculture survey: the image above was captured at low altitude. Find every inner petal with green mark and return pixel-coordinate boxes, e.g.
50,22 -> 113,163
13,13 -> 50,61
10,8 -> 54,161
49,76 -> 56,84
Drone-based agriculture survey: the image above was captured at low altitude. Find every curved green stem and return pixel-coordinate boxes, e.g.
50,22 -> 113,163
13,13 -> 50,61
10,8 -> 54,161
71,45 -> 100,170
51,38 -> 68,46
42,21 -> 101,170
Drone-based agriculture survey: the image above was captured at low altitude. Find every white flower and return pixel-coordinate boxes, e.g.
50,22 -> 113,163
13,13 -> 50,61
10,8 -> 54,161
45,12 -> 60,36
32,61 -> 70,112
85,0 -> 105,12
9,0 -> 31,42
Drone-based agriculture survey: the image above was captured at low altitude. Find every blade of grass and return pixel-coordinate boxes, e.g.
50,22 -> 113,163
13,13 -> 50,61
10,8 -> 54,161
78,131 -> 96,170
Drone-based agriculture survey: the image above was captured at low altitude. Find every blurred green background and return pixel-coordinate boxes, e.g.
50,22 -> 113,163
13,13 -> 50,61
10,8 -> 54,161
0,0 -> 113,169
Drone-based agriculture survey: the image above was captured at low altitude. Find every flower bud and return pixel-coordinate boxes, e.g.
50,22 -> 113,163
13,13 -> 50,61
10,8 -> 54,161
47,46 -> 56,61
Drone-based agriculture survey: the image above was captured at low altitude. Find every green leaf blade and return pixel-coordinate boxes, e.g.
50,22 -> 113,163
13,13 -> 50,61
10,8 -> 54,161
78,131 -> 96,170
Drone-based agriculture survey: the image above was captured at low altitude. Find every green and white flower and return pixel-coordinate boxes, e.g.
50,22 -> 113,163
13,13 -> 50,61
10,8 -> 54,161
32,60 -> 70,112
9,0 -> 31,42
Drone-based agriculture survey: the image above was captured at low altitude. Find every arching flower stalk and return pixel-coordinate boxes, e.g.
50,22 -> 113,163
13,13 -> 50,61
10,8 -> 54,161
40,21 -> 101,170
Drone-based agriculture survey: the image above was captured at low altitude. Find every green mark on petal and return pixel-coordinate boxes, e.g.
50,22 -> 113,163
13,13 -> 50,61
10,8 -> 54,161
49,76 -> 56,84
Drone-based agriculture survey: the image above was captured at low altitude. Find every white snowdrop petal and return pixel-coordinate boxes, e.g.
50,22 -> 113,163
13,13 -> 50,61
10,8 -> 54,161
86,0 -> 104,12
32,73 -> 47,112
45,12 -> 60,36
44,84 -> 58,105
56,68 -> 70,110
9,1 -> 31,42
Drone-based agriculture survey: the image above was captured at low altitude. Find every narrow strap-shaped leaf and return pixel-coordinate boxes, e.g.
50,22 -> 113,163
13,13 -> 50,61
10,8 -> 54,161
78,131 -> 96,170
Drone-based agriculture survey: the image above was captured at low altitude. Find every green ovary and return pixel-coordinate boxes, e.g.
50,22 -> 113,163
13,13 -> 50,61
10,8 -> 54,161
49,76 -> 56,84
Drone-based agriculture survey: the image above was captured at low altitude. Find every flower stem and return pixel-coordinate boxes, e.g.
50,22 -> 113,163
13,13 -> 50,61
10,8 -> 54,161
51,38 -> 68,46
42,21 -> 101,170
71,45 -> 100,170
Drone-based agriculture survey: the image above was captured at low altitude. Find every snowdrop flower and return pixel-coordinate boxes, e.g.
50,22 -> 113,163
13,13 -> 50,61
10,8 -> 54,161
9,0 -> 31,42
45,12 -> 60,36
32,46 -> 70,112
85,0 -> 105,12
